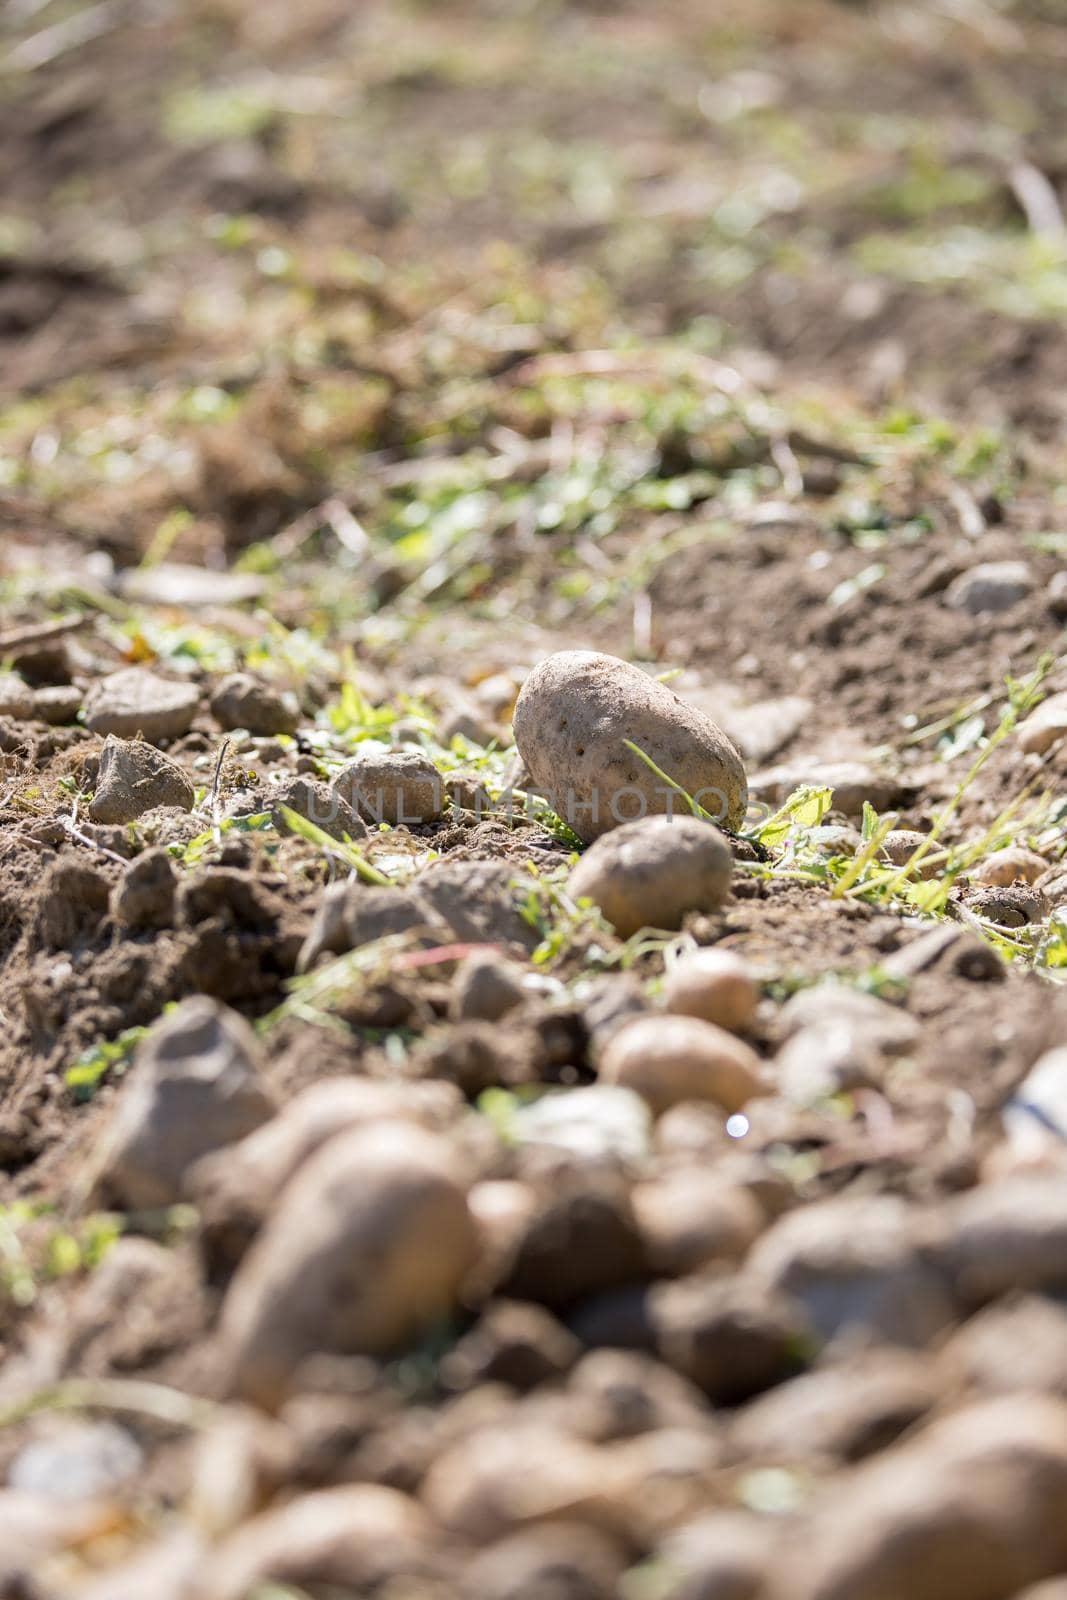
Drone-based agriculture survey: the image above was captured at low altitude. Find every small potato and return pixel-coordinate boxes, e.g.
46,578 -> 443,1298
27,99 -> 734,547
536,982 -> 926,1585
598,1014 -> 765,1117
332,748 -> 443,825
879,829 -> 939,880
664,949 -> 758,1033
569,815 -> 733,938
513,650 -> 747,843
972,847 -> 1049,888
218,1124 -> 479,1409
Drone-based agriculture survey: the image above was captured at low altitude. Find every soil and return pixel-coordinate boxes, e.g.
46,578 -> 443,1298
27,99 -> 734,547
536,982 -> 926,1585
5,2 -> 1067,1597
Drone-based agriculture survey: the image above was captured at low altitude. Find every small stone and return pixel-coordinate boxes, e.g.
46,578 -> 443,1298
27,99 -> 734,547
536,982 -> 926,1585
1048,570 -> 1067,618
118,562 -> 267,608
97,997 -> 276,1209
881,925 -> 1005,982
464,1522 -> 626,1600
197,1485 -> 441,1600
730,1350 -> 936,1465
9,1421 -> 142,1502
651,1275 -> 810,1404
778,984 -> 920,1056
944,559 -> 1034,614
32,684 -> 84,724
442,1301 -> 583,1392
569,815 -> 733,938
768,1397 -> 1067,1600
510,1086 -> 652,1163
749,760 -> 904,818
332,747 -> 444,825
1002,1047 -> 1067,1163
971,846 -> 1049,887
748,1193 -> 954,1348
936,1175 -> 1067,1306
1019,691 -> 1067,755
634,1170 -> 765,1276
599,1014 -> 765,1117
88,734 -> 195,824
879,828 -> 938,878
211,672 -> 299,736
110,846 -> 178,929
664,948 -> 759,1032
84,667 -> 200,742
271,774 -> 366,842
943,1294 -> 1067,1398
451,954 -> 527,1022
721,695 -> 812,764
496,1172 -> 646,1310
776,1022 -> 884,1103
0,672 -> 33,720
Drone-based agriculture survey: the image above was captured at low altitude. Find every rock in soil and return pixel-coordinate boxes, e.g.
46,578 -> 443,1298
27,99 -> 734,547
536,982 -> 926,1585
1019,691 -> 1067,755
88,733 -> 195,823
768,1396 -> 1067,1600
944,559 -> 1034,614
95,996 -> 277,1208
211,671 -> 300,735
450,952 -> 527,1021
84,667 -> 201,742
0,672 -> 33,719
512,650 -> 747,841
332,746 -> 445,825
569,814 -> 734,937
109,846 -> 179,929
270,772 -> 367,841
218,1123 -> 478,1407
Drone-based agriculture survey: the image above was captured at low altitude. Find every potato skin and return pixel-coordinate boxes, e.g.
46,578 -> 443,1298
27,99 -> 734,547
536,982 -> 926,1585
599,1014 -> 764,1116
512,651 -> 747,843
218,1124 -> 478,1409
568,814 -> 733,938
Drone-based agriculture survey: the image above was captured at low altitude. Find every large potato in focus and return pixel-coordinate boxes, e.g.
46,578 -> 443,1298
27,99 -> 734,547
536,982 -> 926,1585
512,651 -> 747,842
218,1124 -> 479,1409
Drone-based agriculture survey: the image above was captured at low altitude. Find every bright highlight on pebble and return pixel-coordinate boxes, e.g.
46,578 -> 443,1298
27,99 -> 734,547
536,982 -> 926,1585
726,1114 -> 750,1139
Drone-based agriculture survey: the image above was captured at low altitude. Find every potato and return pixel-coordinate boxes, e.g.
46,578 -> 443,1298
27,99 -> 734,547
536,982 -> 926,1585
568,815 -> 733,937
598,1014 -> 764,1117
332,747 -> 443,825
512,650 -> 747,842
664,948 -> 758,1033
218,1123 -> 479,1408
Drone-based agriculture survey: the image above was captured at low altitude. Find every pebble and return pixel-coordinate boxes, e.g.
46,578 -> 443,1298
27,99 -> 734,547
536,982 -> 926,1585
96,997 -> 277,1209
879,828 -> 938,878
219,1124 -> 478,1406
748,1193 -> 955,1348
937,1175 -> 1067,1306
664,948 -> 759,1032
84,667 -> 201,743
270,773 -> 366,842
944,559 -> 1034,614
1048,569 -> 1067,618
508,1086 -> 653,1163
110,846 -> 178,929
569,814 -> 734,938
598,1014 -> 765,1117
776,1021 -> 884,1103
962,882 -> 1047,927
0,672 -> 33,720
32,683 -> 84,724
651,1274 -> 810,1403
451,954 -> 527,1023
117,562 -> 267,608
9,1422 -> 143,1501
769,1396 -> 1067,1600
779,984 -> 920,1056
197,1485 -> 440,1600
1019,691 -> 1067,755
749,760 -> 904,818
512,649 -> 747,842
720,694 -> 812,764
332,747 -> 444,825
87,734 -> 195,824
211,672 -> 299,736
